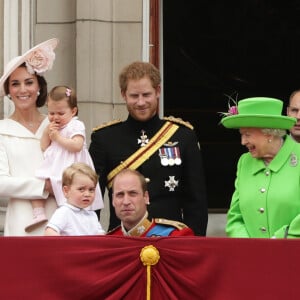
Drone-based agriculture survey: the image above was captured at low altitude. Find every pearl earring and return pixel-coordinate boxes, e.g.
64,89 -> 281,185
268,139 -> 272,143
37,91 -> 40,96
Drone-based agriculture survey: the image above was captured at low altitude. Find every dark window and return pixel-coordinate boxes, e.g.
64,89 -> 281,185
163,0 -> 300,209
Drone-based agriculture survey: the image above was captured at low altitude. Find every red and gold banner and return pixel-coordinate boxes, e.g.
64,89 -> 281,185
0,236 -> 299,299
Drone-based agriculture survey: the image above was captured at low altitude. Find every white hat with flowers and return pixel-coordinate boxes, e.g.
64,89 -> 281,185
0,38 -> 59,97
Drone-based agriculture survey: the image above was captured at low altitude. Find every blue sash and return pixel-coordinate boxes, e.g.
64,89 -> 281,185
146,224 -> 175,237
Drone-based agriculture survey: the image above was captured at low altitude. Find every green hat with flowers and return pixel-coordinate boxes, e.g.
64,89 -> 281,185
221,97 -> 296,129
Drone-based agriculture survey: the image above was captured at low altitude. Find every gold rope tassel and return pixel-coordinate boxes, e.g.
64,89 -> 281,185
140,245 -> 160,300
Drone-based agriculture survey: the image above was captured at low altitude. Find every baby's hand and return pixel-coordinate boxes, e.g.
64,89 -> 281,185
48,121 -> 60,141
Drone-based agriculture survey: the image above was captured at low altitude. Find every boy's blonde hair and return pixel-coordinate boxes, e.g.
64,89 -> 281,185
62,163 -> 98,187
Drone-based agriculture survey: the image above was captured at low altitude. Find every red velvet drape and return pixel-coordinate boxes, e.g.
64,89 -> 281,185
1,236 -> 299,299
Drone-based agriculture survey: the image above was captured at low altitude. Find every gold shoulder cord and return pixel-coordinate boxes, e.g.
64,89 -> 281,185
154,218 -> 188,230
163,116 -> 194,130
107,121 -> 179,188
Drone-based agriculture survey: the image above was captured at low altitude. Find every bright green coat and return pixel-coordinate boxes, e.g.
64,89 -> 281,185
226,135 -> 300,238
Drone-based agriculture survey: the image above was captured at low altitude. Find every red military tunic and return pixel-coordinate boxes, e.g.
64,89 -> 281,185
107,217 -> 194,237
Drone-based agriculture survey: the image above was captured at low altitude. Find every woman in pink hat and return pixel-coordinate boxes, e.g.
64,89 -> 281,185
220,97 -> 300,238
0,38 -> 59,236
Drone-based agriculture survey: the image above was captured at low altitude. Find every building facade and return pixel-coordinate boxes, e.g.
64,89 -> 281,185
0,0 -> 226,236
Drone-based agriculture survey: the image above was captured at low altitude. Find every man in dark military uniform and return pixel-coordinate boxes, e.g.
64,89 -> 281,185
89,61 -> 207,236
107,169 -> 194,237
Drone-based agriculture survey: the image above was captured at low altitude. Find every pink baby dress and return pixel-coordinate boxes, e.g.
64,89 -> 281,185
36,117 -> 104,210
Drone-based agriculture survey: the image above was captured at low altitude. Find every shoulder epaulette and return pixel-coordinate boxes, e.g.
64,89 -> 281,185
154,218 -> 188,230
163,116 -> 194,130
93,119 -> 122,132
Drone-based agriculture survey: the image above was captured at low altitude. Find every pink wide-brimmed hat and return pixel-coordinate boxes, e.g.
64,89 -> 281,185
0,38 -> 59,96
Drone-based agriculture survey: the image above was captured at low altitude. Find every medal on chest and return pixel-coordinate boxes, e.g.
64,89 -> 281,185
164,176 -> 179,191
137,130 -> 149,147
159,141 -> 182,166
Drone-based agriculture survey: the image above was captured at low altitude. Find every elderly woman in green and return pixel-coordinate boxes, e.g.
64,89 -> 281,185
221,97 -> 300,238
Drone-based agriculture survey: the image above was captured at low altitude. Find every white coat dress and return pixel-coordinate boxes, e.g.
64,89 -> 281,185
0,117 -> 57,236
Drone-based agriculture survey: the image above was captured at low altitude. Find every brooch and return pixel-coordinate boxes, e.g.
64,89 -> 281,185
290,153 -> 298,167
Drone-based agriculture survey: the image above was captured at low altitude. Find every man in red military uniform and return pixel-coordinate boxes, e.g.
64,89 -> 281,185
107,169 -> 194,237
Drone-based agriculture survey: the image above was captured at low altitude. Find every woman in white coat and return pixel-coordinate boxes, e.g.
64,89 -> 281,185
0,38 -> 59,235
